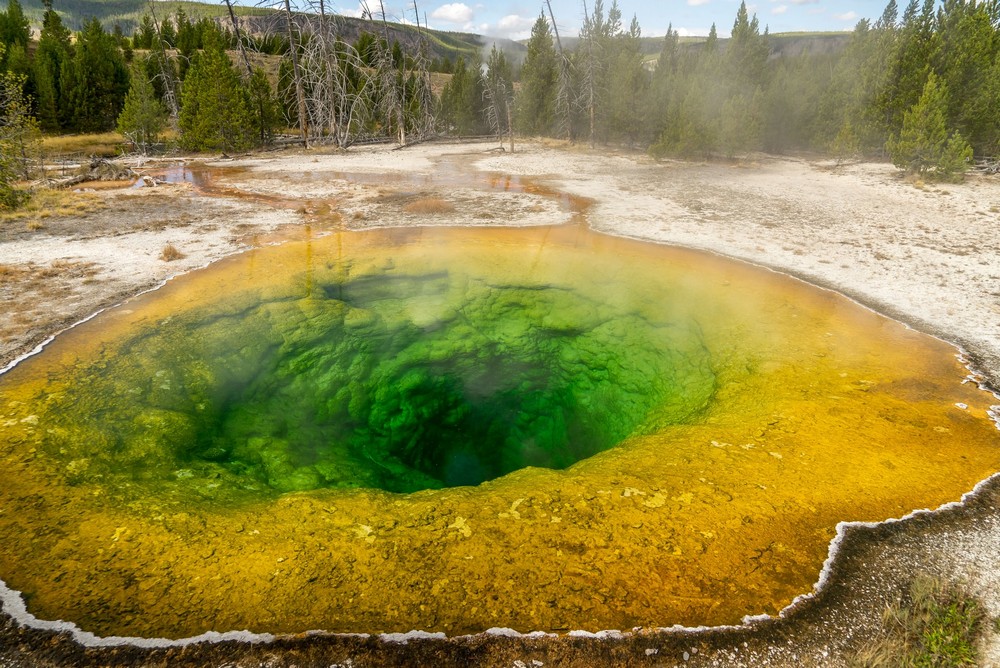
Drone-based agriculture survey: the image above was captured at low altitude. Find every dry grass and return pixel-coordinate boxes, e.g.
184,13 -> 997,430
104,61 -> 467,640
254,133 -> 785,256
42,132 -> 124,158
538,137 -> 575,149
0,188 -> 106,227
403,197 -> 455,215
0,260 -> 99,285
42,129 -> 181,159
160,244 -> 185,262
0,264 -> 30,284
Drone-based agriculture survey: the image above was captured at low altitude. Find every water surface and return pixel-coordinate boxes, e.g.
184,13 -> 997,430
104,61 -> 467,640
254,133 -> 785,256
0,223 -> 997,638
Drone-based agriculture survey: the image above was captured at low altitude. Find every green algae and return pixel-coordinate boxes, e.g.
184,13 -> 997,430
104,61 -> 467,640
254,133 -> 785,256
35,241 -> 715,497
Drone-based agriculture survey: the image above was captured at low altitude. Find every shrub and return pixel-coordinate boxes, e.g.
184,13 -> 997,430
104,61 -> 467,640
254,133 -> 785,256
160,244 -> 184,261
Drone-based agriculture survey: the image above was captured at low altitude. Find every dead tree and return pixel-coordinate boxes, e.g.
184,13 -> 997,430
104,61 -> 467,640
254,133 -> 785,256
545,0 -> 574,140
222,0 -> 254,75
223,0 -> 274,146
146,0 -> 179,127
282,0 -> 309,146
409,0 -> 437,139
580,0 -> 601,147
482,49 -> 514,152
297,10 -> 373,147
374,0 -> 406,145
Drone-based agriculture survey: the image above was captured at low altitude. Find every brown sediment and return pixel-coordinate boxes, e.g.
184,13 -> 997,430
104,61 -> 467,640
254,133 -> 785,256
2,474 -> 1000,667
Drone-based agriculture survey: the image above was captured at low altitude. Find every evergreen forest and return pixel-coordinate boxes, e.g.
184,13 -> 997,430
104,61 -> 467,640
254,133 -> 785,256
2,0 -> 999,209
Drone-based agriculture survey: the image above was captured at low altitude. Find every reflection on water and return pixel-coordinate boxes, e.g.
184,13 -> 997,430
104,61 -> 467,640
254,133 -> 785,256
0,224 -> 997,639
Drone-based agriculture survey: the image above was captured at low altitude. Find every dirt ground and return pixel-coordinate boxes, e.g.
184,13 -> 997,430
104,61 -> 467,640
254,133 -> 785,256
1,140 -> 999,667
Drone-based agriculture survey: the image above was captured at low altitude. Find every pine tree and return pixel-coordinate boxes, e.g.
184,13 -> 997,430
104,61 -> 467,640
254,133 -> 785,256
116,65 -> 166,153
878,0 -> 938,137
277,57 -> 298,126
483,44 -> 513,141
178,27 -> 255,152
647,25 -> 680,143
887,73 -> 972,180
719,89 -> 763,158
134,15 -> 157,50
246,67 -> 280,146
727,1 -> 770,94
705,23 -> 719,52
174,8 -> 197,79
605,14 -> 646,146
831,118 -> 862,163
159,17 -> 176,47
576,0 -> 624,144
515,14 -> 557,136
2,42 -> 31,98
0,0 -> 30,57
933,0 -> 996,153
438,56 -> 486,135
61,19 -> 130,132
32,0 -> 72,132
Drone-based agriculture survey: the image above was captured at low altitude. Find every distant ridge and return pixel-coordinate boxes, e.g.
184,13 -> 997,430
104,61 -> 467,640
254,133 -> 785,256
24,0 -> 846,64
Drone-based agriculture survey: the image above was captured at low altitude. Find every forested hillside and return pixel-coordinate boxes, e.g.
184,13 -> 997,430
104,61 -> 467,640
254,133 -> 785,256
497,0 -> 993,181
2,0 -> 998,210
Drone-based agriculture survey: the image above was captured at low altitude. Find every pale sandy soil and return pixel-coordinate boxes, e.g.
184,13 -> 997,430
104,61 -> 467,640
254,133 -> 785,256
1,141 -> 999,666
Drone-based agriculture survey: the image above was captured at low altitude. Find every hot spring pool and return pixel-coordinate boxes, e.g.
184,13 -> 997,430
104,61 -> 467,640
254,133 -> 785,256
0,223 -> 997,638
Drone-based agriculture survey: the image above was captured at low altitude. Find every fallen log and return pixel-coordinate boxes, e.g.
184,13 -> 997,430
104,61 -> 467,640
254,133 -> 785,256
47,158 -> 136,188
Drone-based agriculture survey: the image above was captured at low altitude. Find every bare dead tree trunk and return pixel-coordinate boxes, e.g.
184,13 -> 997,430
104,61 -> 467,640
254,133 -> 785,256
582,0 -> 596,147
411,0 -> 436,138
146,0 -> 179,126
296,4 -> 373,148
545,0 -> 573,140
224,0 -> 272,145
377,0 -> 405,145
283,0 -> 309,147
507,104 -> 514,153
223,0 -> 253,76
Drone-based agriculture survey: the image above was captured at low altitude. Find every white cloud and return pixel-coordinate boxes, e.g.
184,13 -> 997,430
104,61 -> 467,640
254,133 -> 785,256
772,4 -> 787,13
498,14 -> 533,31
675,26 -> 729,37
687,0 -> 710,6
475,14 -> 534,39
790,0 -> 819,3
338,2 -> 366,18
336,2 -> 409,21
834,10 -> 858,20
431,2 -> 474,23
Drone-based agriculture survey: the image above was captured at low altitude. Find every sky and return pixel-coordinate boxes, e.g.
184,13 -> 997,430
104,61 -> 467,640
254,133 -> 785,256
329,0 -> 895,40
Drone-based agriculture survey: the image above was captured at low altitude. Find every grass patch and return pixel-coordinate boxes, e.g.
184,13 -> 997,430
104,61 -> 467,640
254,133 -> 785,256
42,130 -> 181,159
160,244 -> 185,262
0,188 -> 106,227
852,574 -> 986,667
0,260 -> 99,285
42,133 -> 124,158
403,198 -> 455,215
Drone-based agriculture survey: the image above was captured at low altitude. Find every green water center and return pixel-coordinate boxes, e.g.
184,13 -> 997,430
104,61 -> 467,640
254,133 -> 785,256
44,250 -> 714,497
